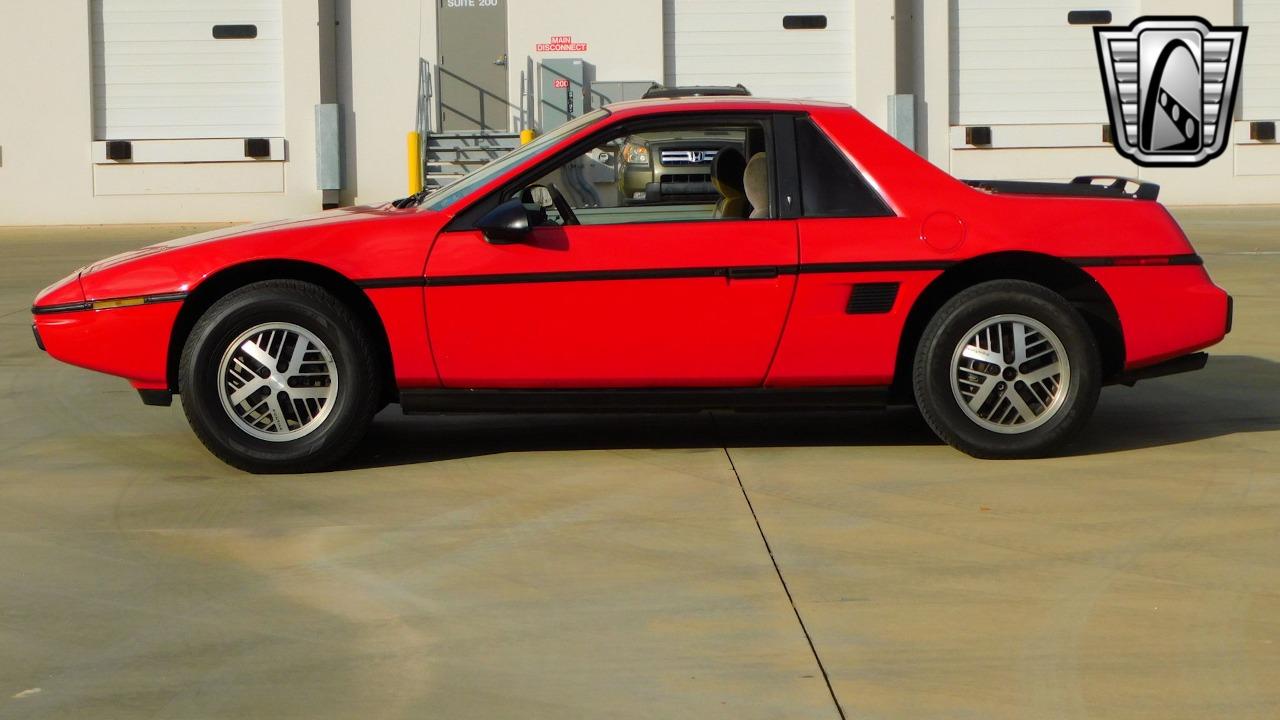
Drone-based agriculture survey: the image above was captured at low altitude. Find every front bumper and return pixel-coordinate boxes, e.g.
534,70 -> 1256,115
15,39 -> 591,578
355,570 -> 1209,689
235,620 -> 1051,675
31,300 -> 182,389
620,166 -> 717,204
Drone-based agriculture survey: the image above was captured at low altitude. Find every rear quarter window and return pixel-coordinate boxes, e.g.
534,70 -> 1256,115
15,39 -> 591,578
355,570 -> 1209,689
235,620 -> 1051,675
796,117 -> 892,218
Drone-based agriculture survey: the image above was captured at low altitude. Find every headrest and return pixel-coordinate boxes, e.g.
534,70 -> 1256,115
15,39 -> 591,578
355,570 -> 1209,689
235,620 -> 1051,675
710,147 -> 747,198
744,152 -> 769,218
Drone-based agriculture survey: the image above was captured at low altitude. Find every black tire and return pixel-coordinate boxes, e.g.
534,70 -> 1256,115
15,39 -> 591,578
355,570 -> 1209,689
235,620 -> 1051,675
179,280 -> 381,473
912,280 -> 1101,459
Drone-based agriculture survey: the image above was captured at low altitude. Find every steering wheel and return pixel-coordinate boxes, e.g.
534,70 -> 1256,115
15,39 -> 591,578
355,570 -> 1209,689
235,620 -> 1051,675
521,183 -> 579,226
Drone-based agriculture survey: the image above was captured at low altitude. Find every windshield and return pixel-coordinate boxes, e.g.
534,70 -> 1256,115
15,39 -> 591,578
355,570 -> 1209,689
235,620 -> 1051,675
419,109 -> 611,212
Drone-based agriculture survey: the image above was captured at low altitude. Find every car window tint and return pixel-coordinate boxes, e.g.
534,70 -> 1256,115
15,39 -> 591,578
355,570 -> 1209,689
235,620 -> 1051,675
796,117 -> 892,218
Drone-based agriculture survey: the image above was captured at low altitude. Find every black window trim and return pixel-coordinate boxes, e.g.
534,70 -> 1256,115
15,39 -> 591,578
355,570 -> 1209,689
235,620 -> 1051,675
444,111 -> 785,232
771,112 -> 801,219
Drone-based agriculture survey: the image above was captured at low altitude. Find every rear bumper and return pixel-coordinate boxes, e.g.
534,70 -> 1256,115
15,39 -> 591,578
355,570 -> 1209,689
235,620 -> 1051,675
1086,265 -> 1231,370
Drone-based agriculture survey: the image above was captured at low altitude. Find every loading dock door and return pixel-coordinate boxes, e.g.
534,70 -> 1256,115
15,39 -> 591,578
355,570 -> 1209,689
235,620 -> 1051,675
1242,0 -> 1280,120
437,0 -> 510,131
952,0 -> 1137,125
664,0 -> 854,104
92,0 -> 284,140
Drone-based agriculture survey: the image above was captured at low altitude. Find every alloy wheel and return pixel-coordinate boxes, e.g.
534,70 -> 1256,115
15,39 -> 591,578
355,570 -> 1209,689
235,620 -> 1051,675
217,322 -> 338,442
949,314 -> 1070,434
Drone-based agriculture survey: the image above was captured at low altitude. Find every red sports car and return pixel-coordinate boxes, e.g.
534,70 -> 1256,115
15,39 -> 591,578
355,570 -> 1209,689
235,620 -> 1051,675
32,98 -> 1232,472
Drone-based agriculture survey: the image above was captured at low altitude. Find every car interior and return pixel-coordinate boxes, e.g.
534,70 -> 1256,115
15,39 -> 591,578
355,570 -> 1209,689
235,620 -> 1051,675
520,120 -> 770,226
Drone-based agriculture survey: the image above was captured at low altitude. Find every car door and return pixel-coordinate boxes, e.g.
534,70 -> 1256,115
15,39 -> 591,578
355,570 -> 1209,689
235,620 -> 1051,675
425,220 -> 797,388
424,117 -> 798,388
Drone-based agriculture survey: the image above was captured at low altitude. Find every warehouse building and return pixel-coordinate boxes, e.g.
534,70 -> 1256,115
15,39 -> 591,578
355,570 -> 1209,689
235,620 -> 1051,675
0,0 -> 1276,225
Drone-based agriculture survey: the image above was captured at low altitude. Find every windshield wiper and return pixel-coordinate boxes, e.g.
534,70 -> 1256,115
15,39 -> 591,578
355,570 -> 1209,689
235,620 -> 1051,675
391,188 -> 431,209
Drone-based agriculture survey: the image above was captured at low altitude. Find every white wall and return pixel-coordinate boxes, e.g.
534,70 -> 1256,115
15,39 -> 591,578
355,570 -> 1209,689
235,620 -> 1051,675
507,0 -> 663,121
0,2 -> 326,226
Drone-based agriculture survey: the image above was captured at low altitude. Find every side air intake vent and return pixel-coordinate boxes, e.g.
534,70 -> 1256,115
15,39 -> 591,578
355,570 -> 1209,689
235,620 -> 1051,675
846,282 -> 900,315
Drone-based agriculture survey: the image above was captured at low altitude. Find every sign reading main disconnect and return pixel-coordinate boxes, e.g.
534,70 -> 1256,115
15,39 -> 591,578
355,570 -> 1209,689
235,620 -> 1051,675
536,35 -> 588,52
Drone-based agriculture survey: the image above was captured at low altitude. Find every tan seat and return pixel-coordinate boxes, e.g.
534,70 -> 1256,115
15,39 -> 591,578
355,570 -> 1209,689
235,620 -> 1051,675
710,147 -> 749,219
744,152 -> 769,219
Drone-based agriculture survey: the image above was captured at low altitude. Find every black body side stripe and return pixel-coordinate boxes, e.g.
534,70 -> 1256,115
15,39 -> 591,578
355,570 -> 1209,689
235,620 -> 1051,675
143,292 -> 189,304
31,292 -> 187,315
353,254 -> 1201,290
355,276 -> 427,289
1068,253 -> 1202,267
357,261 -> 955,290
429,266 -> 752,287
30,301 -> 92,315
26,253 -> 1203,314
798,260 -> 954,274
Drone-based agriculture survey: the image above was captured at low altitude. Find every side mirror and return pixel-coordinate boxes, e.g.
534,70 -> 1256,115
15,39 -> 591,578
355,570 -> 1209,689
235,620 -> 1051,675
476,198 -> 546,244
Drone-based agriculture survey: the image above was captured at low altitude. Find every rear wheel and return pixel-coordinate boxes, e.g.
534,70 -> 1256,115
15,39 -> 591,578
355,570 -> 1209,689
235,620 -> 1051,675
913,280 -> 1100,458
179,280 -> 381,473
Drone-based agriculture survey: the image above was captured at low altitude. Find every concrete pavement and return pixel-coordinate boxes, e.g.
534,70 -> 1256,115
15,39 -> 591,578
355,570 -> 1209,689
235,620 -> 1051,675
1,209 -> 1277,718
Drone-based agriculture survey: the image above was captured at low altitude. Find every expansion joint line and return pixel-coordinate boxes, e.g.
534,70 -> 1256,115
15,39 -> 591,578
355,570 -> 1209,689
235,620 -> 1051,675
711,413 -> 847,720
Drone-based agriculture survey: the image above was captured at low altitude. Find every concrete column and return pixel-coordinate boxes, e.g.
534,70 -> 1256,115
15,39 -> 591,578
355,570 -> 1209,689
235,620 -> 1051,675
855,0 -> 898,129
334,0 -> 422,206
280,0 -> 326,211
913,0 -> 951,170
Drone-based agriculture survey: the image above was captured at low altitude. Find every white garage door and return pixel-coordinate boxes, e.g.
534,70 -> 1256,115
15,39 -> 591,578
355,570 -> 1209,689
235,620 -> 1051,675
1242,0 -> 1280,120
92,0 -> 284,140
664,0 -> 854,104
952,1 -> 1137,125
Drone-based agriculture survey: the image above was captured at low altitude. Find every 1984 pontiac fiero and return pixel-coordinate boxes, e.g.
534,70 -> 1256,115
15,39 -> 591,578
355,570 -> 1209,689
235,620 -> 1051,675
33,98 -> 1232,472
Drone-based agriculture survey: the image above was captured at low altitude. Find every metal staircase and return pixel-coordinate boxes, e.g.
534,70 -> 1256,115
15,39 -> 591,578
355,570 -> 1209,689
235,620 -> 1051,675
423,131 -> 522,189
414,59 -> 527,189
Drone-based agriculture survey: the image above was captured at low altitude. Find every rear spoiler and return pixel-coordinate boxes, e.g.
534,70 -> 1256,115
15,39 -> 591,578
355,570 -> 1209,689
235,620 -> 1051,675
965,175 -> 1160,201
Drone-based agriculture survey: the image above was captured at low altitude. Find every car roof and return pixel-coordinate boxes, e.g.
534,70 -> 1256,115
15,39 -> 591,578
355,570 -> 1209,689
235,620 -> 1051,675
602,96 -> 851,117
641,83 -> 751,99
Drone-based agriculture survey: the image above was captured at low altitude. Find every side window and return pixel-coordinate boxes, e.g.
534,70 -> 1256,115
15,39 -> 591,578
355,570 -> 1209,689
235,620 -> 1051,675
795,117 -> 892,218
519,121 -> 771,226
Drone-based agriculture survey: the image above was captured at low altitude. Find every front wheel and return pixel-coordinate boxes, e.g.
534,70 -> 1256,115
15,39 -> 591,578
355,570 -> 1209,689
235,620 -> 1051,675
913,280 -> 1101,458
179,280 -> 381,473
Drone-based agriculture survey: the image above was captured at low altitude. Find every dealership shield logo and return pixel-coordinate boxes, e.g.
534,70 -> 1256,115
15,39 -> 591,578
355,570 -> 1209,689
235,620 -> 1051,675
1095,16 -> 1247,167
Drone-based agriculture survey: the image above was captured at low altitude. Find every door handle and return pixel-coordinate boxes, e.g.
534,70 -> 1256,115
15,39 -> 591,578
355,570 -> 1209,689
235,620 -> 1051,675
727,266 -> 779,280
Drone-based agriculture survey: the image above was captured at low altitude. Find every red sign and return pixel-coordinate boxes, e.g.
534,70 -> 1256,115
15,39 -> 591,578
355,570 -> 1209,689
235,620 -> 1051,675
536,34 -> 588,52
553,79 -> 569,89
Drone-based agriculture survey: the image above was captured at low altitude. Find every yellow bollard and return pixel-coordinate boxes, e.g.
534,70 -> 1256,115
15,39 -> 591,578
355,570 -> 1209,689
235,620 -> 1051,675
520,129 -> 536,145
407,131 -> 423,194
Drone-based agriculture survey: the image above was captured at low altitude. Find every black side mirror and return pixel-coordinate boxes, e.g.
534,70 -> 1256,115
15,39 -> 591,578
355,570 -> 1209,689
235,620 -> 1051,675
476,198 -> 546,244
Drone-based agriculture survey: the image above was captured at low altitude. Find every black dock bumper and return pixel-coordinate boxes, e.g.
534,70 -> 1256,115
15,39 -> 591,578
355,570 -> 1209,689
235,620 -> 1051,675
1112,352 -> 1209,387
